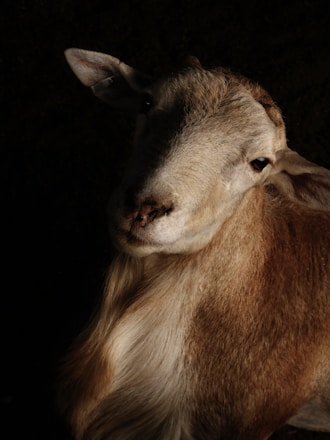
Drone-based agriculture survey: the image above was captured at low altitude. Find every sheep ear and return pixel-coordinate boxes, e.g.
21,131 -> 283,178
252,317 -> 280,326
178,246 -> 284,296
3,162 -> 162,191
267,149 -> 330,210
64,48 -> 152,110
239,77 -> 287,150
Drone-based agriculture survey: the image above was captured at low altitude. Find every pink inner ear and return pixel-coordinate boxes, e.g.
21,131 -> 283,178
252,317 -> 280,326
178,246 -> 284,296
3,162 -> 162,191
65,48 -> 115,87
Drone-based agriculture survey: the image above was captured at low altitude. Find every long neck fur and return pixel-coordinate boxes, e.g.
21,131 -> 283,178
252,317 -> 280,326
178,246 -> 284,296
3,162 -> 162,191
59,186 -> 330,440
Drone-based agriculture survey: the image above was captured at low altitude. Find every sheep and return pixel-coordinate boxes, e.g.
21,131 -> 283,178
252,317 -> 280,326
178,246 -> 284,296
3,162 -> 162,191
59,48 -> 330,440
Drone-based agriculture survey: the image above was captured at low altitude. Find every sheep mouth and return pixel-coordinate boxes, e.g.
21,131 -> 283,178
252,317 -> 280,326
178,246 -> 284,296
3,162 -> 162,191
113,226 -> 157,250
126,231 -> 151,246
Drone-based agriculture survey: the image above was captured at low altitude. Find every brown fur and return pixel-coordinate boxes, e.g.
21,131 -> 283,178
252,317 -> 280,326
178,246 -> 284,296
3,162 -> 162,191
59,48 -> 330,439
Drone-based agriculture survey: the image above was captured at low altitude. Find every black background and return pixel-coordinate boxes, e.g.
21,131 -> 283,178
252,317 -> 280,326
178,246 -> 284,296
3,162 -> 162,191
2,1 -> 330,438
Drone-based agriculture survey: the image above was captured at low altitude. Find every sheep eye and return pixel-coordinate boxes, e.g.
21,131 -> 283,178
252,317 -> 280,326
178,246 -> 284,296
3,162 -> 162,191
139,93 -> 153,114
250,157 -> 269,172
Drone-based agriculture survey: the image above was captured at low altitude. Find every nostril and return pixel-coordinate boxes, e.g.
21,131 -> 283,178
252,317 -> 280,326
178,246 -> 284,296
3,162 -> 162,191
163,206 -> 173,215
134,211 -> 150,227
146,208 -> 158,222
128,198 -> 174,227
135,213 -> 145,222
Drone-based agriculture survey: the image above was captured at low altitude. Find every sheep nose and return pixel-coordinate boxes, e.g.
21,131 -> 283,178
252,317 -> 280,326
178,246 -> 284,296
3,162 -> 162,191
125,193 -> 174,227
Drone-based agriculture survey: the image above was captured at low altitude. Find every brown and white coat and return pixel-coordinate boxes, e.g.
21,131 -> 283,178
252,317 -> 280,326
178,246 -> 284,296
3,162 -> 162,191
59,48 -> 330,440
